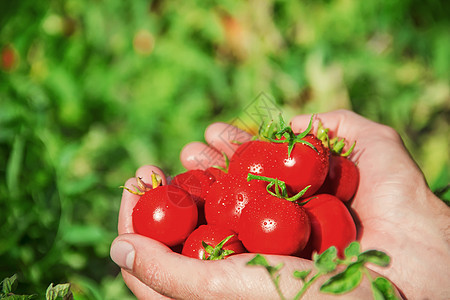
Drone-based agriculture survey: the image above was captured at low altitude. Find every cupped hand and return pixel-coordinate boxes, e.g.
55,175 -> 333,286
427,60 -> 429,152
111,110 -> 449,299
290,110 -> 450,299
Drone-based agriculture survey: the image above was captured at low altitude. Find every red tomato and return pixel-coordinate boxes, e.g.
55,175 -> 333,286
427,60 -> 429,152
204,173 -> 266,233
182,224 -> 246,260
205,166 -> 226,182
132,185 -> 198,247
229,135 -> 329,198
239,194 -> 311,255
171,169 -> 214,226
171,169 -> 214,206
299,194 -> 356,258
317,155 -> 359,202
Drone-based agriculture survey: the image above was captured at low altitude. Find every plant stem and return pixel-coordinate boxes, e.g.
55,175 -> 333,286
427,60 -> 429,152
272,275 -> 287,300
293,272 -> 323,300
362,267 -> 373,282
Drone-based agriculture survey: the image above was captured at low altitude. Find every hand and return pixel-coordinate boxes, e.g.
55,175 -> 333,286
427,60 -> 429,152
290,110 -> 450,299
110,110 -> 449,299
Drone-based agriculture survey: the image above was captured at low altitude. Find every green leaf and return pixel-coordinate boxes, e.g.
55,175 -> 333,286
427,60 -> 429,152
293,270 -> 311,282
372,285 -> 385,300
314,246 -> 338,273
1,274 -> 18,294
247,254 -> 269,267
371,277 -> 400,300
202,241 -> 214,255
358,250 -> 390,267
344,242 -> 361,259
247,255 -> 283,275
202,235 -> 236,260
267,263 -> 285,276
320,262 -> 363,294
220,249 -> 235,257
45,283 -> 73,300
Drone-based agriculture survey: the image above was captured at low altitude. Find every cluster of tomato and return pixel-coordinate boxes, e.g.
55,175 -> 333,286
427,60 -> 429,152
128,118 -> 359,260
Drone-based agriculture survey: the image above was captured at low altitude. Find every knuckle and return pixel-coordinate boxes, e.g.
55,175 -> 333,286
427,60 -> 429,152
378,124 -> 402,142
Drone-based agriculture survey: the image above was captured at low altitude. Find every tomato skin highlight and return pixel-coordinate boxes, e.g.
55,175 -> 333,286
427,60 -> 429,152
229,135 -> 329,198
299,194 -> 356,258
182,224 -> 246,260
132,185 -> 198,247
318,155 -> 359,202
239,195 -> 311,255
228,141 -> 272,181
204,174 -> 266,233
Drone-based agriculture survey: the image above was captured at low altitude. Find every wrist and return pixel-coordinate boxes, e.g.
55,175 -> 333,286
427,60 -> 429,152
383,188 -> 450,299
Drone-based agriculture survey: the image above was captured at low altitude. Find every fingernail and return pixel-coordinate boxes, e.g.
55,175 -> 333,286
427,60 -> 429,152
110,240 -> 135,270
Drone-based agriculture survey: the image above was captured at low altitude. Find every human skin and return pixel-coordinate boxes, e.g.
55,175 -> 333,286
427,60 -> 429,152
111,110 -> 450,299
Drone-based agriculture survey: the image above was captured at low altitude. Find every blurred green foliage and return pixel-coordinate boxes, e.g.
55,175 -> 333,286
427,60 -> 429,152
1,0 -> 449,298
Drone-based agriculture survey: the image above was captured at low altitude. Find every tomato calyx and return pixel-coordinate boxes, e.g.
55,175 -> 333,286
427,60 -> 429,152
317,121 -> 356,157
202,235 -> 236,260
247,173 -> 310,202
262,114 -> 317,157
211,151 -> 230,173
120,172 -> 163,196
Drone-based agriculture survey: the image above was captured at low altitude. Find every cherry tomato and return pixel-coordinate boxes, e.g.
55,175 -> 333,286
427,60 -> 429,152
239,194 -> 311,255
318,155 -> 359,202
299,194 -> 356,258
204,173 -> 266,233
205,166 -> 226,182
171,169 -> 214,226
171,169 -> 214,206
182,224 -> 246,260
229,135 -> 329,198
132,185 -> 198,247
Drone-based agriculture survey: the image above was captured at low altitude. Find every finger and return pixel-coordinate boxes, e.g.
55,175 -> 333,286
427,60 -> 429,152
118,166 -> 167,235
290,110 -> 374,156
135,165 -> 168,186
204,122 -> 253,159
118,178 -> 140,235
292,110 -> 426,214
111,234 -> 296,299
290,109 -> 406,146
291,109 -> 421,168
291,110 -> 402,161
180,141 -> 224,170
290,109 -> 420,177
110,234 -> 375,299
122,270 -> 170,299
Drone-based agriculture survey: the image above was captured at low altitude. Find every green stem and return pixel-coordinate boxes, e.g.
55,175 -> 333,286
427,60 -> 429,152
263,115 -> 317,157
286,185 -> 311,202
272,275 -> 287,300
362,267 -> 373,282
293,272 -> 323,300
211,151 -> 230,173
247,173 -> 278,183
341,141 -> 356,157
247,173 -> 310,201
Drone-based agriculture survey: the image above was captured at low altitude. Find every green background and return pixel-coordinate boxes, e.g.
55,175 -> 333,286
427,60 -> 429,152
1,0 -> 448,298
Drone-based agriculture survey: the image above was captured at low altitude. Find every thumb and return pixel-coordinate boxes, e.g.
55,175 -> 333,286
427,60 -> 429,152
110,234 -> 290,299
